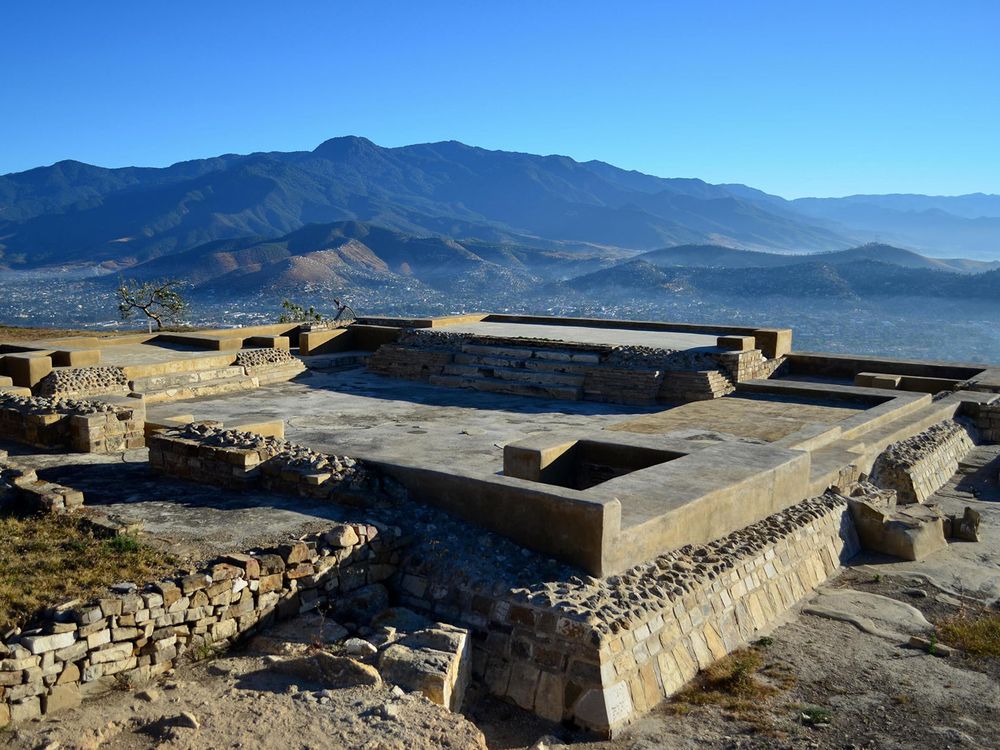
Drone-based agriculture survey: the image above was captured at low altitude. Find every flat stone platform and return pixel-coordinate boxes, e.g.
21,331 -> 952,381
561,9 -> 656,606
608,393 -> 866,442
432,321 -> 721,351
148,368 -> 658,474
89,342 -> 234,367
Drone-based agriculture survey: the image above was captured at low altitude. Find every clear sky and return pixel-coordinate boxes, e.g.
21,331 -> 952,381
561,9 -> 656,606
3,1 -> 998,197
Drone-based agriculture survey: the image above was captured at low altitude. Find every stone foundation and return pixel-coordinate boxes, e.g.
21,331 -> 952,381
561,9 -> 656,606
0,450 -> 84,513
964,399 -> 1000,443
148,424 -> 394,501
0,394 -> 145,454
0,522 -> 400,727
870,419 -> 978,503
393,491 -> 860,736
368,330 -> 782,405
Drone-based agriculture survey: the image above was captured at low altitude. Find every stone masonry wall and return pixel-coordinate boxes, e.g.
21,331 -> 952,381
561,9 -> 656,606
393,492 -> 860,736
368,330 -> 784,405
148,424 -> 396,501
0,521 -> 400,727
0,393 -> 145,454
870,419 -> 978,503
0,449 -> 84,514
964,400 -> 1000,443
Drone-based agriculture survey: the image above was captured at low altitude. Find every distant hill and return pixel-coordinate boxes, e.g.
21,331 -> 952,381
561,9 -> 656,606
553,254 -> 1000,303
123,221 -> 610,295
788,196 -> 1000,259
635,242 -> 1000,274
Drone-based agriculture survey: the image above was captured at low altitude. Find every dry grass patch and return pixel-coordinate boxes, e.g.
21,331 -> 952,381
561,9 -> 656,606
667,646 -> 798,733
0,511 -> 175,630
938,609 -> 1000,659
675,649 -> 775,706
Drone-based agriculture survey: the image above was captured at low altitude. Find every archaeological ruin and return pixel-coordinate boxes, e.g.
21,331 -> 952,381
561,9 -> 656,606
0,312 -> 997,736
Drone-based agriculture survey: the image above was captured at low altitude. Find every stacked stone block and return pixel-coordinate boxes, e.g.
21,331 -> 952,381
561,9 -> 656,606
870,419 -> 978,503
235,348 -> 306,385
0,451 -> 84,513
0,522 -> 400,727
964,400 -> 1000,443
368,345 -> 455,381
657,370 -> 735,402
368,329 -> 784,406
394,493 -> 859,736
0,393 -> 144,454
35,366 -> 129,399
717,350 -> 787,383
148,424 -> 390,501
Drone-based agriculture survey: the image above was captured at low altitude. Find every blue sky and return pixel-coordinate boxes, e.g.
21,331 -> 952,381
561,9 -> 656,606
2,1 -> 997,197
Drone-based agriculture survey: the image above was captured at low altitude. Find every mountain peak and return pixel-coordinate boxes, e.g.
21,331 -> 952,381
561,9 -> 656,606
312,135 -> 380,159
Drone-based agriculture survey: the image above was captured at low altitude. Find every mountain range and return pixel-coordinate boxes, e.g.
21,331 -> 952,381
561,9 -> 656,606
3,135 -> 999,276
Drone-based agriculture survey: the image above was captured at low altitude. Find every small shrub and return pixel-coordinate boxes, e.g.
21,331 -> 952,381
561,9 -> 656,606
104,534 -> 142,554
800,705 -> 833,726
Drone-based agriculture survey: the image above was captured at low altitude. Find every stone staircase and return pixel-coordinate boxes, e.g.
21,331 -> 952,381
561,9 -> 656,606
427,342 -> 595,400
128,365 -> 259,404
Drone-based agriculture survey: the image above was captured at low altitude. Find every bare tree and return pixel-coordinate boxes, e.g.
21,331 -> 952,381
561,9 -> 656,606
117,278 -> 187,330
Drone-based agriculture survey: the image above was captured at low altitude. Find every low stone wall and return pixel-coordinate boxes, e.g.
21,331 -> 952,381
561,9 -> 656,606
235,348 -> 306,385
0,521 -> 400,727
964,400 -> 1000,443
394,491 -> 859,736
0,394 -> 145,454
658,370 -> 734,402
148,424 -> 394,501
718,350 -> 787,383
0,450 -> 84,513
870,419 -> 978,503
35,366 -> 129,399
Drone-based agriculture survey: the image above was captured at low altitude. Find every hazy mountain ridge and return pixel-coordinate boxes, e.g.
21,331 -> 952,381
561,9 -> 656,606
0,136 -> 855,268
2,135 -> 998,272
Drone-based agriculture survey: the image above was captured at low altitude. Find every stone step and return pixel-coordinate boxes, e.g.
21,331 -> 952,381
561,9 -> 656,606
0,375 -> 12,387
129,366 -> 247,392
301,351 -> 372,371
133,375 -> 260,404
441,363 -> 585,387
428,373 -> 583,401
254,360 -> 307,386
0,385 -> 32,397
459,343 -> 602,364
452,352 -> 593,375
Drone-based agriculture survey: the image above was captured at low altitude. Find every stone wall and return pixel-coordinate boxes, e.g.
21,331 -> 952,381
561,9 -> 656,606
367,330 -> 784,405
870,419 -> 978,503
234,348 -> 306,385
35,366 -> 129,399
0,521 -> 400,727
718,350 -> 787,383
0,450 -> 84,513
657,370 -> 734,402
0,393 -> 145,454
148,424 -> 395,501
964,400 -> 1000,443
393,491 -> 860,736
368,346 -> 454,381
